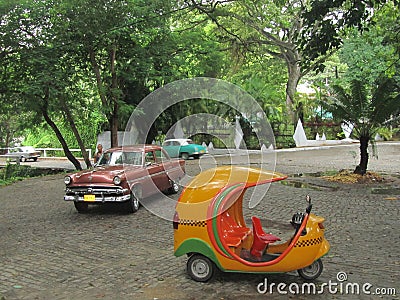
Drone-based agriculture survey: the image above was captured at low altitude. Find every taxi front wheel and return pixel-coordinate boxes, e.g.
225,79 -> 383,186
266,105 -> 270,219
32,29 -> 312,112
187,254 -> 215,282
297,259 -> 323,280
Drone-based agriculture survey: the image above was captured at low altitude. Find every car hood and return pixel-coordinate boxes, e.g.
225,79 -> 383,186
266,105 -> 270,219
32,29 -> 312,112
71,165 -> 140,184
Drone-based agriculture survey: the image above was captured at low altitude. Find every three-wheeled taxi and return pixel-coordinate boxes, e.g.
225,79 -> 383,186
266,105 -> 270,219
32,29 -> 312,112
173,166 -> 330,282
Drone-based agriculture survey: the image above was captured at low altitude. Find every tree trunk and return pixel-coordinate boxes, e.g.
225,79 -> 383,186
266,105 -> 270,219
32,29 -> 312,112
110,102 -> 119,147
4,130 -> 11,154
89,48 -> 108,108
110,45 -> 119,148
60,96 -> 92,169
90,47 -> 119,147
284,53 -> 302,125
354,135 -> 369,175
42,106 -> 82,171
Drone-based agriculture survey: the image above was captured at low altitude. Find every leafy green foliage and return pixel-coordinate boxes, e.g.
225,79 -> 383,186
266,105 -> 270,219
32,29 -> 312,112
300,0 -> 397,65
186,0 -> 332,120
329,79 -> 400,136
327,78 -> 400,173
338,30 -> 397,86
0,163 -> 65,186
1,0 -> 399,156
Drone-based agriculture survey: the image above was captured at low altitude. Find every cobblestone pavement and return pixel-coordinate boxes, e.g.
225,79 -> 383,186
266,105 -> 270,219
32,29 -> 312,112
0,143 -> 399,299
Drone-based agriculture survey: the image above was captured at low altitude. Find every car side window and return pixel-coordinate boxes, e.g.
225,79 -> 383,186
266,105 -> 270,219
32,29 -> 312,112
155,150 -> 169,163
125,152 -> 142,165
114,153 -> 124,164
145,151 -> 155,165
98,153 -> 110,165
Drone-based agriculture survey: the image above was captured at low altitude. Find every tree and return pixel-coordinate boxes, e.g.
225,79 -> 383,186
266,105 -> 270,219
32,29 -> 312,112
328,79 -> 400,174
50,0 -> 176,147
130,17 -> 230,143
301,1 -> 399,142
0,1 -> 95,169
300,0 -> 399,64
184,0 -> 335,123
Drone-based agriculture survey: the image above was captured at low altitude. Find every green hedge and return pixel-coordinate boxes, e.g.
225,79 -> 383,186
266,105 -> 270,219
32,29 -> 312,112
0,163 -> 65,186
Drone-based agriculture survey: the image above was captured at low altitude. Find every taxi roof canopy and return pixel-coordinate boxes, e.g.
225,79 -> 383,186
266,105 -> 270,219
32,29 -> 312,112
179,166 -> 287,205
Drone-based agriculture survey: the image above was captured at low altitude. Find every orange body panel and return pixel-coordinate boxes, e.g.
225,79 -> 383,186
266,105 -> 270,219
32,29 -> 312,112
174,166 -> 330,274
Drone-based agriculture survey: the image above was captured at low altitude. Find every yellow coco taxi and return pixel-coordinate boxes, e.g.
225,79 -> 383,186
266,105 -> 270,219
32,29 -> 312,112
173,166 -> 330,282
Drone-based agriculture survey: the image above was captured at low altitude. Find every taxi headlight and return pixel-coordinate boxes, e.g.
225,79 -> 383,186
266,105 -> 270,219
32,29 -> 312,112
64,176 -> 72,185
113,176 -> 122,185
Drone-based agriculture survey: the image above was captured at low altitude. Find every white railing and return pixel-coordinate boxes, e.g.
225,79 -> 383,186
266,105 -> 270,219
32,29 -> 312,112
0,147 -> 92,158
35,148 -> 92,158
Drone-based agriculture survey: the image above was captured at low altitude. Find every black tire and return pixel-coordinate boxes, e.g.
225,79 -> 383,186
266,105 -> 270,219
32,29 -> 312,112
74,202 -> 89,213
298,259 -> 323,280
33,157 -> 38,162
187,254 -> 215,282
125,191 -> 140,213
181,152 -> 189,160
169,180 -> 180,194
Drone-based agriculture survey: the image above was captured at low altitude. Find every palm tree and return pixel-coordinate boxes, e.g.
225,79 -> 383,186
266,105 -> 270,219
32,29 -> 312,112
327,78 -> 400,175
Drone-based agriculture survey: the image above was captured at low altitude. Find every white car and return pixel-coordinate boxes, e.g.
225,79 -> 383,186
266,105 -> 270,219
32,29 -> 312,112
3,146 -> 41,162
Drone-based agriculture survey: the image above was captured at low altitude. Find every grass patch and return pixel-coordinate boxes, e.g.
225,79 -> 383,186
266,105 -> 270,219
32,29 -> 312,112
0,163 -> 65,186
322,170 -> 383,184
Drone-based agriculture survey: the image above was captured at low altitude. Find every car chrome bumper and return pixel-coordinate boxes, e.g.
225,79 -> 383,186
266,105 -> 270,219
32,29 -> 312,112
64,194 -> 131,203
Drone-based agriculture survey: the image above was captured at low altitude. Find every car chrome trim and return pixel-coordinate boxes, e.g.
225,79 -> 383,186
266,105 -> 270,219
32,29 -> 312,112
126,169 -> 167,183
65,186 -> 129,195
64,194 -> 131,202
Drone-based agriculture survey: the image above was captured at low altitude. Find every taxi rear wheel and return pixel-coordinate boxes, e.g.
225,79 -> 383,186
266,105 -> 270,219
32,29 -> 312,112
298,259 -> 323,280
187,254 -> 215,282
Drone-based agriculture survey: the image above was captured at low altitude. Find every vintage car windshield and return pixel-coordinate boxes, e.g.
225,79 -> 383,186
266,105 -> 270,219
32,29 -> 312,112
97,151 -> 143,166
182,139 -> 194,146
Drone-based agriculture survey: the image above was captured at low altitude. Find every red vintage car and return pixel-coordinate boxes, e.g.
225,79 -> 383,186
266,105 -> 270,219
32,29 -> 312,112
64,145 -> 185,213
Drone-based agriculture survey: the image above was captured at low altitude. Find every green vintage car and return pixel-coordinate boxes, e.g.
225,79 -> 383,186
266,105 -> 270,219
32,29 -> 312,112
162,139 -> 207,160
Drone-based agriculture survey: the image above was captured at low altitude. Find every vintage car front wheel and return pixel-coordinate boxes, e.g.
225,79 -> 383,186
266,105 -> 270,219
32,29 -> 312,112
181,152 -> 189,160
125,191 -> 140,213
74,202 -> 89,213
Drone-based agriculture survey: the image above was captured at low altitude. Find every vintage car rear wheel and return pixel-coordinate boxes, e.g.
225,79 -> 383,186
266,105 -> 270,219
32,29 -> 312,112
74,202 -> 89,213
187,254 -> 215,282
181,152 -> 189,160
298,259 -> 323,280
169,180 -> 180,194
